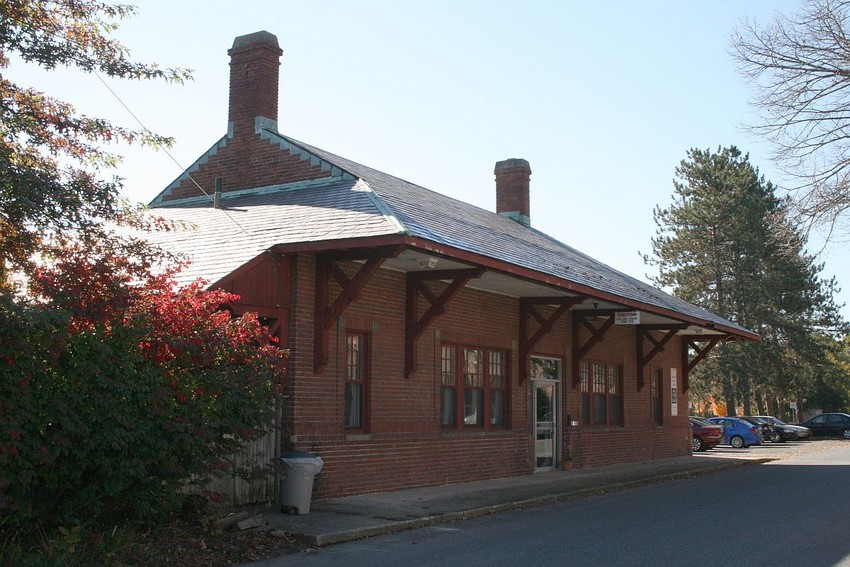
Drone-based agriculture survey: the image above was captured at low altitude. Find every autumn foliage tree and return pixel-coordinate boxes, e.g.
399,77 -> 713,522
0,1 -> 287,533
0,0 -> 190,291
0,241 -> 286,528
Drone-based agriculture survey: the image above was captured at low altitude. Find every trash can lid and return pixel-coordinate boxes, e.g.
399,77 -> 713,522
281,451 -> 316,459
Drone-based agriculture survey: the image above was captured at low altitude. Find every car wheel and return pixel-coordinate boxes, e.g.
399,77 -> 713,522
730,435 -> 745,449
843,428 -> 850,440
771,431 -> 782,443
693,436 -> 706,452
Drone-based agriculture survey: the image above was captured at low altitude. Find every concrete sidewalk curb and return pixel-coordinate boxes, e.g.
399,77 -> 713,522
296,458 -> 771,546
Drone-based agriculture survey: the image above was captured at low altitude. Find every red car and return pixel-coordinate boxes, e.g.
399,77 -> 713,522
689,416 -> 724,452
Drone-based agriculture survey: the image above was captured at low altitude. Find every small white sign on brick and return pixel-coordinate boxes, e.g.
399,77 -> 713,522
614,311 -> 640,325
670,368 -> 678,417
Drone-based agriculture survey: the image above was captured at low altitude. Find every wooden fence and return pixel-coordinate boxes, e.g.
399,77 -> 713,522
192,404 -> 282,507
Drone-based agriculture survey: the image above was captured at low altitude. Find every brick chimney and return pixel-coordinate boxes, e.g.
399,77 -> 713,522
494,158 -> 531,226
228,31 -> 283,138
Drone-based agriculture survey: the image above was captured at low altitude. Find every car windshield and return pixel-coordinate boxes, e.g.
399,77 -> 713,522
766,417 -> 788,425
690,417 -> 713,426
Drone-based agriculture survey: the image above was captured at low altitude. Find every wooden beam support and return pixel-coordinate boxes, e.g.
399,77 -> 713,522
405,268 -> 484,377
635,324 -> 687,391
228,306 -> 287,339
571,312 -> 616,388
680,335 -> 723,393
313,248 -> 402,373
519,296 -> 584,383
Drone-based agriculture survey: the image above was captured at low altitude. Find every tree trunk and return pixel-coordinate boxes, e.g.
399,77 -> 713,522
755,392 -> 766,415
723,377 -> 736,416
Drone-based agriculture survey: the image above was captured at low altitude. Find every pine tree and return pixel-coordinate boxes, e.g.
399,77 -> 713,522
647,146 -> 845,414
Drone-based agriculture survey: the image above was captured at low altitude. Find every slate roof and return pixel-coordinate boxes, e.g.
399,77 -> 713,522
141,177 -> 401,285
146,128 -> 756,338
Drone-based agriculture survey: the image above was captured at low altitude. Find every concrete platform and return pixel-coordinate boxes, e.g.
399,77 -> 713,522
260,453 -> 765,547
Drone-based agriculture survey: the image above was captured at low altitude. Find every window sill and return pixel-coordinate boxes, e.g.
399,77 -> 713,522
345,433 -> 372,442
441,428 -> 513,438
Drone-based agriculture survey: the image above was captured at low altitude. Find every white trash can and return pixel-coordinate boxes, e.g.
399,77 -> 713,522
280,452 -> 324,515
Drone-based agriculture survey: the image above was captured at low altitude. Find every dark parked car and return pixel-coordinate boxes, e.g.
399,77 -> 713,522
689,416 -> 723,452
797,412 -> 850,439
754,415 -> 810,441
741,415 -> 777,442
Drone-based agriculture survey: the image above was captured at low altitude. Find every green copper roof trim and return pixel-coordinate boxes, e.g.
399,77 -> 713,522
149,177 -> 355,208
253,116 -> 278,135
355,179 -> 408,235
149,125 -> 356,208
260,129 -> 354,180
149,136 -> 229,207
498,211 -> 531,226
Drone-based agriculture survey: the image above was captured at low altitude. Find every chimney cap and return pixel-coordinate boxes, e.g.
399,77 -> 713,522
494,158 -> 531,173
230,30 -> 280,52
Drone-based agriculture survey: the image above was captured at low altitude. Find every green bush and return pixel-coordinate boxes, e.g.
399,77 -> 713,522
0,247 -> 286,530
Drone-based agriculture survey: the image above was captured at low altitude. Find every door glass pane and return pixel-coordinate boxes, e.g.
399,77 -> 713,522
531,357 -> 559,381
535,383 -> 555,468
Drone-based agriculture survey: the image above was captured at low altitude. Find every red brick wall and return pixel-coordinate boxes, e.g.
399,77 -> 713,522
563,324 -> 690,468
284,257 -> 530,497
162,135 -> 332,202
282,254 -> 690,499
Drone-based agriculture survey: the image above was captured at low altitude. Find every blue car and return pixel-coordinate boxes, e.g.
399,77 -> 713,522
707,416 -> 762,448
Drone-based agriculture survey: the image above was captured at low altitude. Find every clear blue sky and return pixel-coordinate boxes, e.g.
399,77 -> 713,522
9,1 -> 848,320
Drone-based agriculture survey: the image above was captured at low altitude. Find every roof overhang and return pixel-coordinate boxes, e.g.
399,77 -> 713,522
261,235 -> 760,342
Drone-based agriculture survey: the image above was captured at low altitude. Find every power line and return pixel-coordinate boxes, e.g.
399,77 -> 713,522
92,70 -> 254,239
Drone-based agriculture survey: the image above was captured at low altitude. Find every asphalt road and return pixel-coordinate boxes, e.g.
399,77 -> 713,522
261,439 -> 850,567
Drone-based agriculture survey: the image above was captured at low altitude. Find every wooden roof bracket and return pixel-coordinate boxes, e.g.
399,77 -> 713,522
519,296 -> 584,383
571,311 -> 616,388
405,268 -> 484,377
226,304 -> 288,341
680,334 -> 723,393
636,324 -> 687,391
313,247 -> 402,373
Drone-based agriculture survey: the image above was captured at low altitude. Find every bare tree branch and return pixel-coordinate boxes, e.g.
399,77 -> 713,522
731,0 -> 850,236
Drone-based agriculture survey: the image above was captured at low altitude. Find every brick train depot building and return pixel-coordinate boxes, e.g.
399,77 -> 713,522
143,31 -> 758,501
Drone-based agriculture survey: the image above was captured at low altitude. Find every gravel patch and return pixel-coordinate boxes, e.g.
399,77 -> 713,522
694,438 -> 846,461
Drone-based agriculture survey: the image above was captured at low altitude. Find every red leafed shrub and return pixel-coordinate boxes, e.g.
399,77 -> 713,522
0,241 -> 286,528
